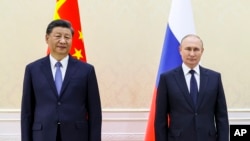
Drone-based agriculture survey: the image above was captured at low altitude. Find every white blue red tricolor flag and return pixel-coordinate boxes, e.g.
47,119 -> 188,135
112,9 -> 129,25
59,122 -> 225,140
145,0 -> 196,140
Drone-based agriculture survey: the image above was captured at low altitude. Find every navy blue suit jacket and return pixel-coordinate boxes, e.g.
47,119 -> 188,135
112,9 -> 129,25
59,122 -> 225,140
155,66 -> 229,141
21,55 -> 102,141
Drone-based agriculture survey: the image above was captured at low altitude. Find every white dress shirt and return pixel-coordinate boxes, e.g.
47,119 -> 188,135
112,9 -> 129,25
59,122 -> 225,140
182,63 -> 200,93
50,55 -> 69,81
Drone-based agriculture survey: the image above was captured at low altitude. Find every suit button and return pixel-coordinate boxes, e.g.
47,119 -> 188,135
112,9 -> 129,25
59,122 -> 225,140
57,102 -> 61,105
195,113 -> 198,116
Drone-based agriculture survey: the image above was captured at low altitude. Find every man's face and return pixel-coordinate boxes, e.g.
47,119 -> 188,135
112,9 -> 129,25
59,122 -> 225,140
46,27 -> 72,58
179,36 -> 204,69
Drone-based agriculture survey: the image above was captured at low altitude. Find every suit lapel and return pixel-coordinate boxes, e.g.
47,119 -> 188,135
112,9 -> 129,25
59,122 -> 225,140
40,56 -> 58,97
60,56 -> 78,96
196,66 -> 209,109
174,67 -> 195,110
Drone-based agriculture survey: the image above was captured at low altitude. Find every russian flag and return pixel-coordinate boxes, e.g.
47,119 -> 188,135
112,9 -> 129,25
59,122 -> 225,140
145,0 -> 195,140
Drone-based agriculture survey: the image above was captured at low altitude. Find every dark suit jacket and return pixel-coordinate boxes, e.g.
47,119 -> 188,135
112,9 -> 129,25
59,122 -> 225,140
155,66 -> 229,141
21,55 -> 102,141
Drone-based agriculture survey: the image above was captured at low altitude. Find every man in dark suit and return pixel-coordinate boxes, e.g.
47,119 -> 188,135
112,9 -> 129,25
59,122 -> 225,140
21,19 -> 102,141
155,34 -> 229,141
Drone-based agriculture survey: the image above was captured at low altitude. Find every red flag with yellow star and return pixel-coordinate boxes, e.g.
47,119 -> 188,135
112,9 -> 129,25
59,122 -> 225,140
51,0 -> 86,62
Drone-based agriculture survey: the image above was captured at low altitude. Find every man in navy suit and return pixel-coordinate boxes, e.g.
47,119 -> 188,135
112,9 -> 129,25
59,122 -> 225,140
155,34 -> 229,141
21,19 -> 102,141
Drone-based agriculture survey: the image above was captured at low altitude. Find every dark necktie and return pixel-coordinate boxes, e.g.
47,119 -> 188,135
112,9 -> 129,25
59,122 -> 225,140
189,70 -> 198,105
55,62 -> 62,95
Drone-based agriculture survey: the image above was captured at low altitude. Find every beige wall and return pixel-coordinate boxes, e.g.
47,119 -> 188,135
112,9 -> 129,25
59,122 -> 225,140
0,0 -> 249,109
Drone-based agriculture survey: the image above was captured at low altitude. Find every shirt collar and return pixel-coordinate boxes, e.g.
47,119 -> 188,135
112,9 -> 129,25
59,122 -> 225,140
182,63 -> 200,75
49,55 -> 69,68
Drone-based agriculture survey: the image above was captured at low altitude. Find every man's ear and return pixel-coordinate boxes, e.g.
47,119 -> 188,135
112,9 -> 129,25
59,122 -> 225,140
45,34 -> 49,43
179,46 -> 182,52
201,47 -> 204,53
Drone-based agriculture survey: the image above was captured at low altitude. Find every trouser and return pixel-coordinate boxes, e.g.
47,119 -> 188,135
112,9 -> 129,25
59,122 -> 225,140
56,124 -> 62,141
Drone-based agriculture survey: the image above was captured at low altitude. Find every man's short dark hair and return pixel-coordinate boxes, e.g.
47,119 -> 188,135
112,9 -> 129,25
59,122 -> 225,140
46,19 -> 74,35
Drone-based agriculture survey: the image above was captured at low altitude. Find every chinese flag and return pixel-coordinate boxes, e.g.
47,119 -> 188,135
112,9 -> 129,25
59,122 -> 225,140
144,0 -> 195,140
49,0 -> 86,62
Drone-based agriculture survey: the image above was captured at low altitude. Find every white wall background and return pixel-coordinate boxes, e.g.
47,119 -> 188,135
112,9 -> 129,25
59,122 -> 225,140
1,0 -> 250,109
